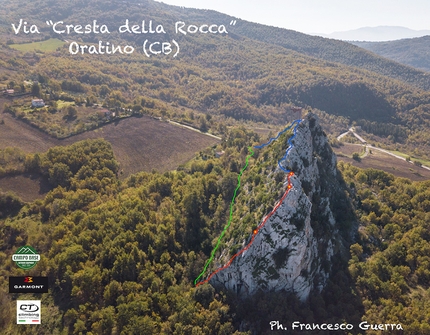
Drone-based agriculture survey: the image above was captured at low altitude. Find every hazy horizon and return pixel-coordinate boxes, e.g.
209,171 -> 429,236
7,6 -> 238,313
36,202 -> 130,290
155,0 -> 430,38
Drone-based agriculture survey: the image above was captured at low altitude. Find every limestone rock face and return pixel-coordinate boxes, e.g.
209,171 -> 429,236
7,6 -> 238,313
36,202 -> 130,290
210,113 -> 350,300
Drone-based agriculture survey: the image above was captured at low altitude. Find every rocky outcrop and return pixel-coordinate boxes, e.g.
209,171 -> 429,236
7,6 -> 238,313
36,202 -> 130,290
210,113 -> 351,301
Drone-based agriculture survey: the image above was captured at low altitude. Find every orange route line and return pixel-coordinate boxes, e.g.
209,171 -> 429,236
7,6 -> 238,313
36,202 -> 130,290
195,171 -> 295,287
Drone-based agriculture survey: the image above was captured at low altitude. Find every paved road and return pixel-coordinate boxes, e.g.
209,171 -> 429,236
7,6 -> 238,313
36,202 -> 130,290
350,129 -> 367,144
337,131 -> 350,141
337,128 -> 367,143
168,120 -> 222,140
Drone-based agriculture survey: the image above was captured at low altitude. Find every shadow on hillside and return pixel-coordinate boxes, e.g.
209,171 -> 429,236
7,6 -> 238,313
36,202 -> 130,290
298,82 -> 397,123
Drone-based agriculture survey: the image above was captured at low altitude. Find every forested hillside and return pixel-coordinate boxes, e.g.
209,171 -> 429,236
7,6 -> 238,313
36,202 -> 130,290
0,132 -> 429,334
1,0 -> 430,159
0,134 -> 357,334
230,21 -> 430,91
340,162 -> 430,334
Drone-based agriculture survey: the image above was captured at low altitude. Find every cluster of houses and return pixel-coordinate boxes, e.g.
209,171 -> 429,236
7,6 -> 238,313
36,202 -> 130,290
3,86 -> 119,123
28,99 -> 118,122
2,87 -> 46,108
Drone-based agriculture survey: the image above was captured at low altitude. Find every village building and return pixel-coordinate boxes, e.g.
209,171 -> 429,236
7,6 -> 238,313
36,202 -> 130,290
31,99 -> 45,108
97,109 -> 115,120
215,150 -> 225,158
285,106 -> 303,122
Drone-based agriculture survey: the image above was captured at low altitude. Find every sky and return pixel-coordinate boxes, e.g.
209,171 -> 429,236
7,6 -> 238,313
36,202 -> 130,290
154,0 -> 430,35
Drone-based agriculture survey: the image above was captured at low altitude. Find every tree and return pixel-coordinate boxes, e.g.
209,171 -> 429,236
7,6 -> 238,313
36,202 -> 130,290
49,162 -> 72,187
219,172 -> 238,200
355,171 -> 367,183
86,95 -> 97,106
65,106 -> 78,120
24,153 -> 41,172
31,82 -> 40,97
99,85 -> 110,97
352,152 -> 361,162
199,116 -> 208,132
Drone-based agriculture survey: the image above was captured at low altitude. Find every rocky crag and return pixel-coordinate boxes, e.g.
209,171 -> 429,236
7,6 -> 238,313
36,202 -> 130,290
210,113 -> 353,300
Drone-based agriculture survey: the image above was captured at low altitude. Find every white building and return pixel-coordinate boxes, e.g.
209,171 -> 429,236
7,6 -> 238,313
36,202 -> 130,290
31,99 -> 45,108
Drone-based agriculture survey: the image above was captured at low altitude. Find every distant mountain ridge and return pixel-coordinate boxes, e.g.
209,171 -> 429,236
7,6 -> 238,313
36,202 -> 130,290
228,21 -> 430,91
317,26 -> 430,42
351,36 -> 430,72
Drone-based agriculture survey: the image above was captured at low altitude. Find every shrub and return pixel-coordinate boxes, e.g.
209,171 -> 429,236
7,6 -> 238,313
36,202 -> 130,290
352,152 -> 361,162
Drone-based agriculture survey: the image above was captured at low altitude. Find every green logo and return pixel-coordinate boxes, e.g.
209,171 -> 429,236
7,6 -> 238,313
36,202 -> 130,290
12,246 -> 40,270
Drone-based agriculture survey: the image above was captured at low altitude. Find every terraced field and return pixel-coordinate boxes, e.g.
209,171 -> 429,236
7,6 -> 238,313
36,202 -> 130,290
0,111 -> 219,176
1,96 -> 220,202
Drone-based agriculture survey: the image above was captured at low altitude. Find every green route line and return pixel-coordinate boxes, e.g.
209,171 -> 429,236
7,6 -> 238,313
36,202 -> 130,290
194,146 -> 255,285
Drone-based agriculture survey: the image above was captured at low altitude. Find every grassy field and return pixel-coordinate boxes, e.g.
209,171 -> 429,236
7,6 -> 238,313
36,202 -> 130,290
56,100 -> 75,109
0,105 -> 219,178
388,150 -> 430,167
333,143 -> 365,157
9,38 -> 65,52
0,110 -> 219,200
336,147 -> 430,181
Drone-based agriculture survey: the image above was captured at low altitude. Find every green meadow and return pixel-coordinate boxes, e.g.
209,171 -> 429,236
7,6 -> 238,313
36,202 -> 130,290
9,38 -> 65,52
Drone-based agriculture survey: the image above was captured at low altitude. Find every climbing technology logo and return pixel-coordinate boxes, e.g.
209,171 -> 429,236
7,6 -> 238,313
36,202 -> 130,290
9,276 -> 49,293
12,246 -> 40,270
17,300 -> 41,324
